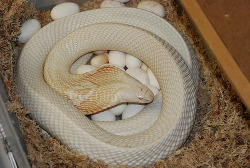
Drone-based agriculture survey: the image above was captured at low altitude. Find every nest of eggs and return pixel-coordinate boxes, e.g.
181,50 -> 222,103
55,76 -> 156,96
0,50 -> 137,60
0,0 -> 249,167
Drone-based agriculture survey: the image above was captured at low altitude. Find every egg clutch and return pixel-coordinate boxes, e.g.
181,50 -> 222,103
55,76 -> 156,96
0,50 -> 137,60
71,50 -> 160,121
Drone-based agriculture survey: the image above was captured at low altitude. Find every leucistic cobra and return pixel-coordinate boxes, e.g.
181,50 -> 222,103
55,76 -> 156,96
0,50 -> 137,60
17,8 -> 197,167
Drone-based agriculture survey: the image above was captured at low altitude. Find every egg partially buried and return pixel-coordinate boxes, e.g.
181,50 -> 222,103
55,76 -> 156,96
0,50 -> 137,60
18,19 -> 41,43
137,1 -> 165,18
100,0 -> 126,8
51,2 -> 80,20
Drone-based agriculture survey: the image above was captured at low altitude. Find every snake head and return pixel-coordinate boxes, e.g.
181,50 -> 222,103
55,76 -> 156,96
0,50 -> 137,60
136,85 -> 155,103
119,83 -> 154,104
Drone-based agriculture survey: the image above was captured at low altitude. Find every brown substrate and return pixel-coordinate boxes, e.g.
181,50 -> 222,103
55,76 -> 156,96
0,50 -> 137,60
0,0 -> 249,167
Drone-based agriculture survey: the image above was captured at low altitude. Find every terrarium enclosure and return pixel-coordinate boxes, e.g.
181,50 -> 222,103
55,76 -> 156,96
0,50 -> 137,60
0,0 -> 249,167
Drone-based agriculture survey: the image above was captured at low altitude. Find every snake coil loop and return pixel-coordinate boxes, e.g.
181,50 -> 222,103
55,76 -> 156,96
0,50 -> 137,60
17,8 -> 198,166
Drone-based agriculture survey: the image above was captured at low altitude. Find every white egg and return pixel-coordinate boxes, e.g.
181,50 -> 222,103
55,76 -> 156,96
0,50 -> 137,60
100,0 -> 126,8
108,51 -> 126,67
93,50 -> 108,55
113,0 -> 130,3
122,104 -> 146,119
91,54 -> 109,67
140,63 -> 148,71
126,68 -> 149,85
146,84 -> 159,96
109,103 -> 127,116
76,65 -> 96,74
125,54 -> 142,68
51,2 -> 80,20
91,110 -> 116,121
18,19 -> 41,43
137,1 -> 166,18
147,68 -> 160,89
70,53 -> 93,74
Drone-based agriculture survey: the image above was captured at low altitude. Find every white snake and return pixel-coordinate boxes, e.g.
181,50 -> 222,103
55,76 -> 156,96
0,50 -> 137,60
17,8 -> 198,167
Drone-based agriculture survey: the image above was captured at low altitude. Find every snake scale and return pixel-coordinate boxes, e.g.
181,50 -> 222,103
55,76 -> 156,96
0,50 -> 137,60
17,8 -> 198,166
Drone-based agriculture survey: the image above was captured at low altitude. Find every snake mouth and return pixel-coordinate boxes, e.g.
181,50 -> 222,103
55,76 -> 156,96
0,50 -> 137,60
139,96 -> 154,103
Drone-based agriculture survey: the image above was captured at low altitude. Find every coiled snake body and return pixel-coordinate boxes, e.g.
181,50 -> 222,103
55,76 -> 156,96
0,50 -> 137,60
17,8 -> 198,166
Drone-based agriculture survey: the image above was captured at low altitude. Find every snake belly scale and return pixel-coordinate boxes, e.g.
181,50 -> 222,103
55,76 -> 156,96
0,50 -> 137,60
17,8 -> 197,167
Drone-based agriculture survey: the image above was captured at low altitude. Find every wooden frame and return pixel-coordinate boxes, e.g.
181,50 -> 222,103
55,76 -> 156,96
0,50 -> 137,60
179,0 -> 250,110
